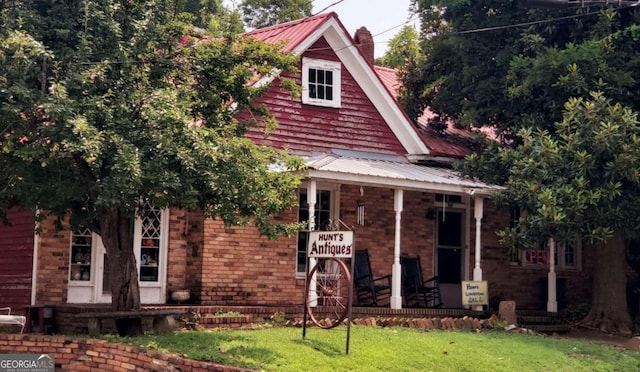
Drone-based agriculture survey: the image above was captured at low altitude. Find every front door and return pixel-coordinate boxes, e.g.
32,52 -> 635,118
436,210 -> 464,308
67,205 -> 168,304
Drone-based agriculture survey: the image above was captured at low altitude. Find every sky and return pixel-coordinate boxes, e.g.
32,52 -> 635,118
223,0 -> 418,59
311,0 -> 417,58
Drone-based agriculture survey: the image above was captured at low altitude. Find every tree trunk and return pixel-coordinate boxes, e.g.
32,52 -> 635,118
99,206 -> 142,336
582,231 -> 632,335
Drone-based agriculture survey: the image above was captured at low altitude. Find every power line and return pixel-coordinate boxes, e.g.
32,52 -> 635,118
372,15 -> 420,38
455,4 -> 635,35
312,0 -> 346,16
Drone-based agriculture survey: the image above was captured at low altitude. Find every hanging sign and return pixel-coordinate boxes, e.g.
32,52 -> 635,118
461,281 -> 488,306
307,231 -> 354,258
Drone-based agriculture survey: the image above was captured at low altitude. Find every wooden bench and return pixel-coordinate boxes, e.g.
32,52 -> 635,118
0,307 -> 26,334
76,309 -> 187,336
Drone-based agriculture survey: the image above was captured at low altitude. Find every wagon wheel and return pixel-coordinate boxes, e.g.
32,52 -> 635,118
305,258 -> 351,329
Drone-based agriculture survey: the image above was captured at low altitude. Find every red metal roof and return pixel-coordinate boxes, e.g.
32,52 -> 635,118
244,12 -> 338,53
245,12 -> 484,159
374,66 -> 481,159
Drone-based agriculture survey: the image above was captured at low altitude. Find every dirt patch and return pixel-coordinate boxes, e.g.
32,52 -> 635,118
554,327 -> 636,350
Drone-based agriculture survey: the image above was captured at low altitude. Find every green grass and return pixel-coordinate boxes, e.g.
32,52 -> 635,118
103,326 -> 640,371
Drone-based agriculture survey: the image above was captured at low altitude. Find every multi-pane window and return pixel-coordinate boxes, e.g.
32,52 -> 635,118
68,202 -> 164,283
302,57 -> 341,108
70,228 -> 93,281
507,207 -> 579,270
139,202 -> 163,282
308,68 -> 333,101
511,239 -> 579,270
297,188 -> 332,275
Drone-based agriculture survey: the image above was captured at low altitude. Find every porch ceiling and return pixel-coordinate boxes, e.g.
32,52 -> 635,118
304,151 -> 502,196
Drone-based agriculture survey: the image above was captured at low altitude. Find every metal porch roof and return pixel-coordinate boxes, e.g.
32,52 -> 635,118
305,152 -> 502,196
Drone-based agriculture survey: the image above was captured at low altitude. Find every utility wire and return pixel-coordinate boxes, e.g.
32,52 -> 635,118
455,3 -> 637,35
312,0 -> 346,16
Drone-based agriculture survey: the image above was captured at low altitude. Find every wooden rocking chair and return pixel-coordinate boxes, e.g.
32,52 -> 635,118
354,249 -> 391,306
401,255 -> 443,308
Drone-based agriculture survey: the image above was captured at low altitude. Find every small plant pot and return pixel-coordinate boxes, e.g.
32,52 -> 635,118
171,290 -> 190,303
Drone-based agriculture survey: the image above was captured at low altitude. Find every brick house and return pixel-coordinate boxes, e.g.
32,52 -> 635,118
0,12 -> 593,316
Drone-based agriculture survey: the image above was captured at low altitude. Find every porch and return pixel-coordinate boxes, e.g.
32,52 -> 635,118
44,304 -> 565,335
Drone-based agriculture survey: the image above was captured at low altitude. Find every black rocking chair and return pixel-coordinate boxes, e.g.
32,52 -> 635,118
401,255 -> 443,308
354,249 -> 391,306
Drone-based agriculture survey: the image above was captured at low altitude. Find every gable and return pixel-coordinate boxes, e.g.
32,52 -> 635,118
243,37 -> 407,156
244,13 -> 429,157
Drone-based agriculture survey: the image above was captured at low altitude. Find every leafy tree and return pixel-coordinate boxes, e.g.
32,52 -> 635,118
238,0 -> 312,29
406,0 -> 640,137
464,92 -> 640,334
377,25 -> 422,69
409,0 -> 640,333
183,0 -> 224,29
0,0 -> 302,334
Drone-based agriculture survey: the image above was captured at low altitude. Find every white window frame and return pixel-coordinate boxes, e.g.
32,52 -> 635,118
507,207 -> 581,270
295,183 -> 340,278
510,238 -> 581,271
67,205 -> 169,304
301,57 -> 341,108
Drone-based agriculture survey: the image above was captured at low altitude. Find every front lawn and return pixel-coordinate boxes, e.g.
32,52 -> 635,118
104,326 -> 640,371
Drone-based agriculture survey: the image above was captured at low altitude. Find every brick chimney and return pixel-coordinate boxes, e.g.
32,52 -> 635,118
354,27 -> 374,65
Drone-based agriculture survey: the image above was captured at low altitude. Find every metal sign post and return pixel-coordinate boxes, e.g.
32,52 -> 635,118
302,229 -> 354,354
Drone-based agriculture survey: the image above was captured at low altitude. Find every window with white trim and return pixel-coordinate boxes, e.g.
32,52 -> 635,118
507,207 -> 581,270
302,57 -> 341,108
296,188 -> 334,276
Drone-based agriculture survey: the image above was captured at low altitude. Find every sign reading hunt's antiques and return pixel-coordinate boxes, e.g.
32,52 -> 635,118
307,231 -> 354,258
461,281 -> 488,306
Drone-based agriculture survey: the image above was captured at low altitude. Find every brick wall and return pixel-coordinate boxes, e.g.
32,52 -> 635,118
165,209 -> 188,293
197,209 -> 303,306
35,217 -> 71,305
339,186 -> 437,278
184,210 -> 205,302
470,200 -> 594,310
29,188 -> 596,312
0,334 -> 249,371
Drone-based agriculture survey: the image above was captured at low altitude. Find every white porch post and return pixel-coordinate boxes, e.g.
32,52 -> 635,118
391,189 -> 403,309
473,197 -> 484,281
473,197 -> 484,311
308,181 -> 318,306
547,237 -> 558,313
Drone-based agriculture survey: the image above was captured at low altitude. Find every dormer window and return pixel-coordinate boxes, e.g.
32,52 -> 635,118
302,57 -> 341,108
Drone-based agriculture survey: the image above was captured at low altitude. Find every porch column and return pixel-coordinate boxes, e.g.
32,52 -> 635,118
473,197 -> 484,311
473,197 -> 483,281
391,189 -> 403,309
547,237 -> 558,313
308,181 -> 318,306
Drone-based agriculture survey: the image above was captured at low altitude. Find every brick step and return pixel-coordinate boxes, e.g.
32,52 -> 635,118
183,313 -> 259,329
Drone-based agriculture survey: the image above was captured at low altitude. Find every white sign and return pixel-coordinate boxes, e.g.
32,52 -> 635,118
307,231 -> 353,258
461,281 -> 488,306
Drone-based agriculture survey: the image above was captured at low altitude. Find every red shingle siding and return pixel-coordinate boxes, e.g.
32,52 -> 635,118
243,37 -> 407,157
0,209 -> 34,313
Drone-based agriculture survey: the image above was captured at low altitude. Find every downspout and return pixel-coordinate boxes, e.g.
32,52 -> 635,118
391,189 -> 403,309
